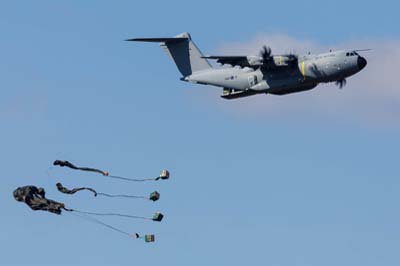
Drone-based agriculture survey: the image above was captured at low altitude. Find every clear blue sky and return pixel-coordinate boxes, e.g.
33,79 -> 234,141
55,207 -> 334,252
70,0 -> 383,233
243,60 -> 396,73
1,1 -> 399,266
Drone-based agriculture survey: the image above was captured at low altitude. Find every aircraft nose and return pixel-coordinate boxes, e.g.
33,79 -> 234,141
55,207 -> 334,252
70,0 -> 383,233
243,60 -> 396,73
357,56 -> 367,70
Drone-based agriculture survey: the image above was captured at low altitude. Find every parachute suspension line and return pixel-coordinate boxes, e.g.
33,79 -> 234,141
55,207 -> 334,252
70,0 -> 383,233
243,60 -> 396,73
107,175 -> 157,182
69,211 -> 138,239
55,183 -> 160,202
106,170 -> 169,182
96,192 -> 147,200
72,210 -> 152,221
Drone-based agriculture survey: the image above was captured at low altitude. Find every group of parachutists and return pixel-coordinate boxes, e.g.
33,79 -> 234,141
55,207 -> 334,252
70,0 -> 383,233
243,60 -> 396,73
13,160 -> 170,243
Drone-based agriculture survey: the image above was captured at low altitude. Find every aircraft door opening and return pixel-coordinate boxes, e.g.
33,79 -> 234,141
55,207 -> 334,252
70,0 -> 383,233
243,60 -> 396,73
248,75 -> 258,87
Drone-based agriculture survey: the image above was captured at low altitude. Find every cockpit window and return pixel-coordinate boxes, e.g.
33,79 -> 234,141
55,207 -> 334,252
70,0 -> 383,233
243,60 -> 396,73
346,51 -> 359,56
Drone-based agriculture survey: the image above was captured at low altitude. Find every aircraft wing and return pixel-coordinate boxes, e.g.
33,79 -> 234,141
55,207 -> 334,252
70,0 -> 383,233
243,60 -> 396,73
202,55 -> 253,68
126,37 -> 188,43
203,54 -> 299,70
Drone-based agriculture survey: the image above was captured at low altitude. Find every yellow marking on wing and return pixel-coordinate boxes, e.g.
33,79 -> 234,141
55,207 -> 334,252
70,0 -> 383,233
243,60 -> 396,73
301,61 -> 306,80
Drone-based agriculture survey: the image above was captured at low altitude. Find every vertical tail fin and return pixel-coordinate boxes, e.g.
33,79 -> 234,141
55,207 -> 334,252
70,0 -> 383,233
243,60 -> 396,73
128,32 -> 212,77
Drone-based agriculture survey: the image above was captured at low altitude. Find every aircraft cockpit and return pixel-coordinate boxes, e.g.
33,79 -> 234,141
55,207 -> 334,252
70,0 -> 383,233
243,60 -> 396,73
346,51 -> 359,56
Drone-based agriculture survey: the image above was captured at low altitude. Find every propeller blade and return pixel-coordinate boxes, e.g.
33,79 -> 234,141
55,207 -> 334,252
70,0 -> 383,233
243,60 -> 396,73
335,79 -> 347,89
287,53 -> 298,62
260,45 -> 272,61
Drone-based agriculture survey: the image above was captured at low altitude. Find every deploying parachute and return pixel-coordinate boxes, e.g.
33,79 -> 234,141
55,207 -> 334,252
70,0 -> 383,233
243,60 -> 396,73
13,186 -> 71,215
15,160 -> 170,242
14,185 -> 164,242
56,183 -> 97,197
56,183 -> 160,202
70,211 -> 155,242
53,160 -> 170,182
53,160 -> 109,176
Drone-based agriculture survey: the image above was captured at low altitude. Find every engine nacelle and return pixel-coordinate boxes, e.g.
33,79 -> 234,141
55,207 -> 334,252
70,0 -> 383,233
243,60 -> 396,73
272,55 -> 293,66
246,56 -> 263,66
246,55 -> 298,68
246,54 -> 298,68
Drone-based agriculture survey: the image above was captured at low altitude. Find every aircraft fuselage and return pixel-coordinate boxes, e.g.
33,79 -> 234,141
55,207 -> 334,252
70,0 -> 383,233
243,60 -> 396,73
185,50 -> 367,96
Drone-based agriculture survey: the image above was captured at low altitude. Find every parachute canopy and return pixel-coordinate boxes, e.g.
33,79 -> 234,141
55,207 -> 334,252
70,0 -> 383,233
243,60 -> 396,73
13,186 -> 70,215
53,160 -> 109,176
56,183 -> 97,197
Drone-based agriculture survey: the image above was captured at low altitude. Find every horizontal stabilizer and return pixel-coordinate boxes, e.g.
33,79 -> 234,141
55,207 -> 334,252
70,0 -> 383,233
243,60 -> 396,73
125,37 -> 188,43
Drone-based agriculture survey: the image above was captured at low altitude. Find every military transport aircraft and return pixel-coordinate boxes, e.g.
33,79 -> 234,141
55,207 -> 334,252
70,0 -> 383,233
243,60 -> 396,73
128,32 -> 367,100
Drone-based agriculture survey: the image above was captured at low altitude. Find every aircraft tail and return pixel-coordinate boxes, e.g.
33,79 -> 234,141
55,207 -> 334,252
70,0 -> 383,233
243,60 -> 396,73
128,32 -> 212,77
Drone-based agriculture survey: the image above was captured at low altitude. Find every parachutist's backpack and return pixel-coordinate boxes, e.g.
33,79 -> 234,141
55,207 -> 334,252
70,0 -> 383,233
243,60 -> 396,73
149,191 -> 160,202
152,212 -> 164,222
145,235 -> 155,242
159,170 -> 170,180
